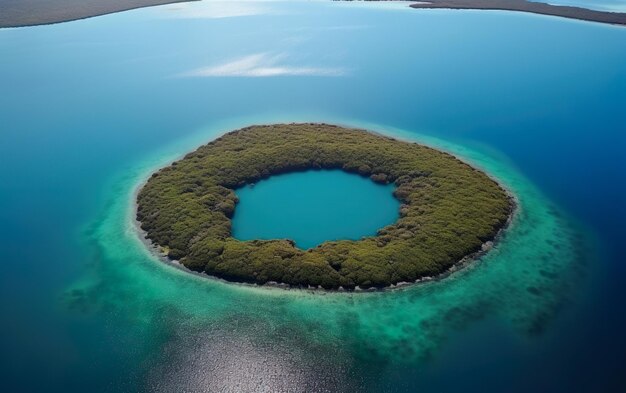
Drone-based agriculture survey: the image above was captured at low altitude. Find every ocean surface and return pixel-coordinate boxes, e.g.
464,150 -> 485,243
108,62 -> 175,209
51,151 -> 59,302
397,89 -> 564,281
0,1 -> 625,392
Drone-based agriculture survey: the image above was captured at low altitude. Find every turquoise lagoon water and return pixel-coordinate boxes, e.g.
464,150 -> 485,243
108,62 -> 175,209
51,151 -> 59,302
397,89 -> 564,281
232,170 -> 400,249
0,1 -> 625,392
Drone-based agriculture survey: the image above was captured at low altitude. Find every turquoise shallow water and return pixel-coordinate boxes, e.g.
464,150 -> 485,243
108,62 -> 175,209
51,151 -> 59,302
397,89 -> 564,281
232,170 -> 400,249
77,121 -> 586,392
0,1 -> 625,392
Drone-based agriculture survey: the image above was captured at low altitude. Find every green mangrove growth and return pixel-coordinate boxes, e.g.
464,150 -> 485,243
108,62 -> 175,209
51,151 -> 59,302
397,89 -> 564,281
137,124 -> 512,289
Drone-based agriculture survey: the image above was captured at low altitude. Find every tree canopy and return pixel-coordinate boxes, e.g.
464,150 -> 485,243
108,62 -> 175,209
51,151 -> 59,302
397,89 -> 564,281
137,124 -> 512,289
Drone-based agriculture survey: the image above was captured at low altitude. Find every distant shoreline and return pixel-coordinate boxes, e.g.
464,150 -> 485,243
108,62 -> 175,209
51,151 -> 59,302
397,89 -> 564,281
0,0 -> 196,28
409,0 -> 626,26
2,0 -> 625,29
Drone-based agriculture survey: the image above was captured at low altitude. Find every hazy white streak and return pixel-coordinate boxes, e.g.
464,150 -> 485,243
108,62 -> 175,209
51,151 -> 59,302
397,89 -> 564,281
181,53 -> 347,78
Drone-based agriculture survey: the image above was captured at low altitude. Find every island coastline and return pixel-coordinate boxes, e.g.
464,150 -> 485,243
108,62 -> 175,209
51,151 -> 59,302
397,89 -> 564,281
0,0 -> 197,28
409,0 -> 626,26
133,192 -> 517,293
2,0 -> 624,28
135,123 -> 517,291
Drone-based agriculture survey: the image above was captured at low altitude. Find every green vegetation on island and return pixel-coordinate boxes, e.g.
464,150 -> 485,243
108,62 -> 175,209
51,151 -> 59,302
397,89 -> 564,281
137,124 -> 513,289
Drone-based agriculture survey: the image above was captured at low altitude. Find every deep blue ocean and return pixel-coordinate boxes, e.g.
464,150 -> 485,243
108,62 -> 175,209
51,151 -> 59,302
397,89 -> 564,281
0,2 -> 625,392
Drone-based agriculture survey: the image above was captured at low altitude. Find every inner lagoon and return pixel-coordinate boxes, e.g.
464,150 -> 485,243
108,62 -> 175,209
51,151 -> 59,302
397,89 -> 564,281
0,1 -> 625,392
232,169 -> 400,250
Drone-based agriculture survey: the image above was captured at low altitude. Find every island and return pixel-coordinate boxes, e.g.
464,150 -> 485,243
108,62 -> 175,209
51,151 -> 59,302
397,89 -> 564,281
0,0 -> 196,28
136,124 -> 514,290
409,0 -> 626,26
3,0 -> 624,28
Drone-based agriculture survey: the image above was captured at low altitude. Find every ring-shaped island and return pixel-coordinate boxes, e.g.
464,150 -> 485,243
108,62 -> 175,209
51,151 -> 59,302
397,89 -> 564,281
137,124 -> 513,290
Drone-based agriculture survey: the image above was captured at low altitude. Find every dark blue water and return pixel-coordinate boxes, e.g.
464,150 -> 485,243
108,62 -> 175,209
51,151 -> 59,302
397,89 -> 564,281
0,2 -> 625,392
